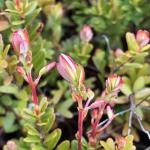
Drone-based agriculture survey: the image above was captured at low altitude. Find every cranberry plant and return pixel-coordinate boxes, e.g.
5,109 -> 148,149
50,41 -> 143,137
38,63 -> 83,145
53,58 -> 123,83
0,0 -> 150,150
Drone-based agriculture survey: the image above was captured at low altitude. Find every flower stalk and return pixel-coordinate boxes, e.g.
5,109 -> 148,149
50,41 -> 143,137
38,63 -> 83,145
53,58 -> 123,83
27,73 -> 38,105
11,29 -> 55,109
78,108 -> 83,150
56,54 -> 124,149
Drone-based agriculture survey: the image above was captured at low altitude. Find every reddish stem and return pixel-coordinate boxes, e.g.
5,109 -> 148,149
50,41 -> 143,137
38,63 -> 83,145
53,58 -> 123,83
89,104 -> 106,147
31,84 -> 38,105
78,109 -> 83,150
27,73 -> 38,105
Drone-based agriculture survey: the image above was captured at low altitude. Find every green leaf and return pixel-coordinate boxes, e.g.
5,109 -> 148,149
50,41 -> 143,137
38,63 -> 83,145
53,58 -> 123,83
71,140 -> 78,150
124,63 -> 143,69
141,44 -> 150,51
57,99 -> 73,118
24,1 -> 38,16
92,49 -> 106,73
123,135 -> 136,150
121,83 -> 132,96
12,20 -> 25,26
0,85 -> 18,95
31,144 -> 47,150
31,145 -> 46,150
0,59 -> 8,68
25,8 -> 41,26
41,108 -> 55,133
24,135 -> 40,143
44,129 -> 61,150
100,138 -> 115,150
5,9 -> 20,15
2,44 -> 10,59
126,32 -> 139,51
5,1 -> 14,9
25,124 -> 40,136
51,81 -> 68,105
23,109 -> 37,122
0,105 -> 5,114
1,95 -> 12,106
57,140 -> 70,150
32,49 -> 45,73
135,88 -> 150,100
39,97 -> 48,112
135,107 -> 143,119
3,112 -> 19,133
133,76 -> 145,92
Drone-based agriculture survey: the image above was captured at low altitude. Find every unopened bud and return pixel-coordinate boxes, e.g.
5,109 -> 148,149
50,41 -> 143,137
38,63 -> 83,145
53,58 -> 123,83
136,30 -> 150,48
106,74 -> 123,94
80,25 -> 93,42
35,62 -> 56,85
39,62 -> 56,77
115,48 -> 124,57
16,66 -> 28,82
116,136 -> 127,150
11,29 -> 30,57
57,54 -> 85,86
6,140 -> 17,150
17,66 -> 25,76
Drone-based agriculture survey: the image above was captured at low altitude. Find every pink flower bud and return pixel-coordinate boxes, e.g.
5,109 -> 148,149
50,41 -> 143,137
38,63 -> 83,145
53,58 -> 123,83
35,62 -> 56,85
106,74 -> 123,94
6,140 -> 17,150
16,66 -> 28,82
11,29 -> 30,57
17,66 -> 25,76
39,62 -> 56,76
115,48 -> 124,57
136,30 -> 150,48
80,25 -> 93,42
116,136 -> 127,150
57,54 -> 85,85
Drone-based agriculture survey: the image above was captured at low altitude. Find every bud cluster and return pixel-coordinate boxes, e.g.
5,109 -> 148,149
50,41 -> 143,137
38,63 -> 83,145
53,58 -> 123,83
102,74 -> 123,105
11,29 -> 56,107
56,54 -> 91,103
126,29 -> 150,51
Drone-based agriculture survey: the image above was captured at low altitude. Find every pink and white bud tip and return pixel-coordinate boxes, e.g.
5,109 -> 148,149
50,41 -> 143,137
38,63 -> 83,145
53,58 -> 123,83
106,74 -> 123,94
56,54 -> 85,85
80,25 -> 93,42
11,29 -> 30,57
136,30 -> 150,48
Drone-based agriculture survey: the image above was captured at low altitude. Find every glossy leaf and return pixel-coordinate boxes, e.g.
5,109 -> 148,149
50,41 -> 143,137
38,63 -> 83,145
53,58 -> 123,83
44,129 -> 61,150
57,140 -> 70,150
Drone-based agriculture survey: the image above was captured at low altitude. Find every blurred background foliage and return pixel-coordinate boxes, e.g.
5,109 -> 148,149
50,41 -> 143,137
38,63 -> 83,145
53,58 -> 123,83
0,0 -> 150,149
